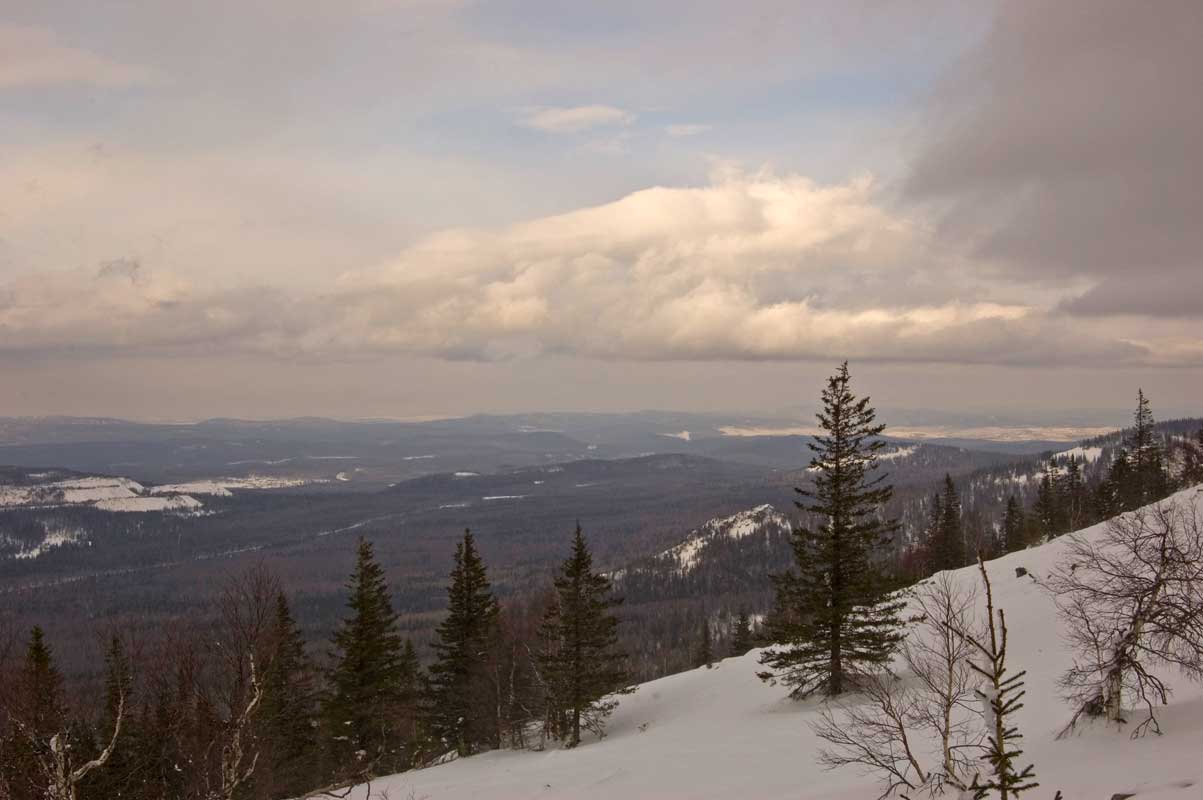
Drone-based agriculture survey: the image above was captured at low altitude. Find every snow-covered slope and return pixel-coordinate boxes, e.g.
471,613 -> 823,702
653,504 -> 790,573
354,486 -> 1203,800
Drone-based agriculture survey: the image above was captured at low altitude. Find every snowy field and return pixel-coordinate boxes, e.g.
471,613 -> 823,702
354,487 -> 1203,800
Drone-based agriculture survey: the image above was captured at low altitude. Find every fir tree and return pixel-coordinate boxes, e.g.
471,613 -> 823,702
426,529 -> 501,757
537,524 -> 631,748
759,362 -> 906,698
323,537 -> 407,774
932,474 -> 964,571
730,610 -> 754,657
259,592 -> 317,797
1002,495 -> 1026,554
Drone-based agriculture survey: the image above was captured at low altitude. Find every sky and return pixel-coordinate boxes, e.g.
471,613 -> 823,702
0,0 -> 1200,421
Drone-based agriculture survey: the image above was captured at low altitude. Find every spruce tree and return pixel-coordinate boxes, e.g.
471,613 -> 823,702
759,362 -> 906,698
537,524 -> 631,748
1032,466 -> 1060,539
1057,455 -> 1088,532
932,474 -> 963,571
1127,389 -> 1164,507
1,627 -> 67,799
323,537 -> 407,775
259,592 -> 316,798
80,635 -> 135,800
426,529 -> 501,757
1002,495 -> 1026,554
730,610 -> 754,657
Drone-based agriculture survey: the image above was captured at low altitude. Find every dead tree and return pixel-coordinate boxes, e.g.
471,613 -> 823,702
813,573 -> 983,797
1050,497 -> 1203,737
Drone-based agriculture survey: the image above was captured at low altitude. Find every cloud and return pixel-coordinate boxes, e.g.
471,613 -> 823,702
906,0 -> 1203,319
519,105 -> 635,133
665,124 -> 711,138
0,25 -> 159,89
0,169 -> 1181,367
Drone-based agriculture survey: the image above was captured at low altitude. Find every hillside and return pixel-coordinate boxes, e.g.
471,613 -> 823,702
350,486 -> 1203,800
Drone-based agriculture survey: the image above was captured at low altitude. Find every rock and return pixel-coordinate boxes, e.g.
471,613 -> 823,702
1015,567 -> 1028,578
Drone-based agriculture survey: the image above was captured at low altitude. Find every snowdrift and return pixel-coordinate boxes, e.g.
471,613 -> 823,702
354,487 -> 1203,800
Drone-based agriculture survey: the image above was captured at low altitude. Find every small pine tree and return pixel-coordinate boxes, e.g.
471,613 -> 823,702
730,610 -> 754,657
323,538 -> 408,775
1002,495 -> 1026,554
954,559 -> 1039,799
759,362 -> 906,698
537,524 -> 631,748
426,529 -> 501,757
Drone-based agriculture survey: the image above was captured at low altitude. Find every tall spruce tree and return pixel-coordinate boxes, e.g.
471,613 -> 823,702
259,592 -> 317,798
323,537 -> 407,775
1002,495 -> 1026,554
759,362 -> 906,698
426,529 -> 501,757
932,474 -> 964,571
537,524 -> 631,748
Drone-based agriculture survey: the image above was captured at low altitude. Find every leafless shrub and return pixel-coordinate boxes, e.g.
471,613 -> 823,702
1050,496 -> 1203,737
813,573 -> 983,798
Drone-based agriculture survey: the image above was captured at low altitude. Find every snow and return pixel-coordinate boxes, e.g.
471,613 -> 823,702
149,481 -> 234,497
482,495 -> 526,501
1056,445 -> 1104,464
336,471 -> 353,482
95,495 -> 203,513
354,487 -> 1203,800
6,526 -> 86,559
454,472 -> 480,478
657,505 -> 790,573
661,430 -> 692,441
877,444 -> 917,461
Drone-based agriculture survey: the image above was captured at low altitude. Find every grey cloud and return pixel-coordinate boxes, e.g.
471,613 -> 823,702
906,0 -> 1203,317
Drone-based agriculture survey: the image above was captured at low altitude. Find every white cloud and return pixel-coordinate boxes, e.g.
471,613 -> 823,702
665,124 -> 711,138
0,25 -> 159,89
519,105 -> 634,133
1,168 -> 1184,367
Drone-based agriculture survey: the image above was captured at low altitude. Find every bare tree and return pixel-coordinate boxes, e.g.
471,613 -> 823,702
813,573 -> 983,797
1050,496 -> 1203,737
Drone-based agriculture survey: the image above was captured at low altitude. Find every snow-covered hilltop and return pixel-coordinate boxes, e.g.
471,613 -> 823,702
350,487 -> 1203,800
652,504 -> 791,574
